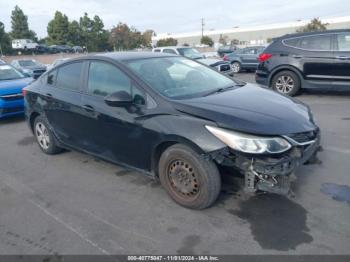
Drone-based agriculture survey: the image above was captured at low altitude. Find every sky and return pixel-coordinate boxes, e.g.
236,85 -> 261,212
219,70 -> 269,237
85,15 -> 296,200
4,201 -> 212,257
1,0 -> 350,38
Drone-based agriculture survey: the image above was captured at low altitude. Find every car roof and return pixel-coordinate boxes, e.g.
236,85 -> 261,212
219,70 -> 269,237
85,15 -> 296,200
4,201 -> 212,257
277,29 -> 350,40
97,51 -> 177,60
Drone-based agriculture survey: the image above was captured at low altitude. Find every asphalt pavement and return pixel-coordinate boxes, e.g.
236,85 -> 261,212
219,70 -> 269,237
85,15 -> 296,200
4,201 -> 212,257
0,73 -> 349,255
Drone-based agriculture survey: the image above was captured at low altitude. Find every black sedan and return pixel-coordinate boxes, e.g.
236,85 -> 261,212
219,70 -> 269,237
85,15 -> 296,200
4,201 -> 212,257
24,52 -> 321,209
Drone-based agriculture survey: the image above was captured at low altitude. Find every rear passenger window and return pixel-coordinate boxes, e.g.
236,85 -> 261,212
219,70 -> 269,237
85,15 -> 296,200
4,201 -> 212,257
56,62 -> 83,91
163,49 -> 177,54
299,35 -> 332,51
283,38 -> 300,48
337,33 -> 350,51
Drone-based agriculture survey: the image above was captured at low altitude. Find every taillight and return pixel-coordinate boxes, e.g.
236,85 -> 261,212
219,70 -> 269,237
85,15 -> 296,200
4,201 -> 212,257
258,53 -> 272,62
223,54 -> 229,61
22,88 -> 27,97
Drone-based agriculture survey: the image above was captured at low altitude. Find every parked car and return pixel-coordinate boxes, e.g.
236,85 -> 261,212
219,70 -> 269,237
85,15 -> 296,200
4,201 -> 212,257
223,46 -> 265,73
11,59 -> 47,79
47,58 -> 71,70
0,64 -> 33,118
35,44 -> 50,54
153,46 -> 233,76
11,39 -> 38,50
256,29 -> 350,96
217,45 -> 237,57
72,46 -> 84,53
49,45 -> 72,53
24,52 -> 320,209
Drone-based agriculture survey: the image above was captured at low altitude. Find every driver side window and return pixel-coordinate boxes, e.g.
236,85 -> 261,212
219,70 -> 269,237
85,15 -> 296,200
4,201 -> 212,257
87,61 -> 146,105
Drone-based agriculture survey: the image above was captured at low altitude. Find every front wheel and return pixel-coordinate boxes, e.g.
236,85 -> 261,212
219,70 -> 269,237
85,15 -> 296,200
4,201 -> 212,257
158,144 -> 221,209
271,70 -> 301,96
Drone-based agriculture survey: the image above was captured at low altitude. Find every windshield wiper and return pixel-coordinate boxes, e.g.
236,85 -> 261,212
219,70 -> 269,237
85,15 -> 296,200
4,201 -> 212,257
203,84 -> 241,97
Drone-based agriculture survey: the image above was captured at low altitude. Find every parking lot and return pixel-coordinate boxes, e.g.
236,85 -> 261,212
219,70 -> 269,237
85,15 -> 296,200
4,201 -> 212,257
0,72 -> 349,255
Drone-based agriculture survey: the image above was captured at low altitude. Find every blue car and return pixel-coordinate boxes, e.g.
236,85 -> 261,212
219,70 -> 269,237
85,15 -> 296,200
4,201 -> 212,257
0,64 -> 33,119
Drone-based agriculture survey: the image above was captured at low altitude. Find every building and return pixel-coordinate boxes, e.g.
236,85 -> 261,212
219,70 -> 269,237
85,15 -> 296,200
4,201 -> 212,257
152,16 -> 350,48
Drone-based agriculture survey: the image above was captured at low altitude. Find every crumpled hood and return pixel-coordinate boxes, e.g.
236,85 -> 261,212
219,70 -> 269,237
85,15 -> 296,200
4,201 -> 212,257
0,78 -> 33,96
173,84 -> 317,135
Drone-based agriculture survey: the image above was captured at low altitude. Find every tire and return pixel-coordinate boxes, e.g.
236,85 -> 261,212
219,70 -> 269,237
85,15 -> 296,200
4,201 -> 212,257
33,116 -> 63,155
231,61 -> 241,73
158,144 -> 221,209
271,70 -> 301,96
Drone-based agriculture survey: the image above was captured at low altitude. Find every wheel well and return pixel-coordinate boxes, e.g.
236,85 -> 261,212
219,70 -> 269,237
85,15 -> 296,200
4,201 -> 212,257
29,112 -> 40,133
269,66 -> 303,87
151,140 -> 203,177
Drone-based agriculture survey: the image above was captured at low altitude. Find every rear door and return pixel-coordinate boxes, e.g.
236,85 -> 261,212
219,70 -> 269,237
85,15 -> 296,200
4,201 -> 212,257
239,47 -> 259,67
41,61 -> 86,148
332,32 -> 350,90
297,34 -> 334,82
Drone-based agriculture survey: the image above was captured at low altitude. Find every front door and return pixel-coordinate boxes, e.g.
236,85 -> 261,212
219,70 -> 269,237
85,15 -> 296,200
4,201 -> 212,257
80,60 -> 152,170
332,32 -> 350,90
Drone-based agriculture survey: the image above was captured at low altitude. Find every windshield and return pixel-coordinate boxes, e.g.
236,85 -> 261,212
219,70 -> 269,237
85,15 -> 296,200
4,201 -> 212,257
19,60 -> 38,67
177,48 -> 203,59
125,57 -> 238,99
0,65 -> 25,81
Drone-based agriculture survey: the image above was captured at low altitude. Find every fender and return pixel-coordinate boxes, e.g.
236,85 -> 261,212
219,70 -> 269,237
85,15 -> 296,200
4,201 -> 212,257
268,64 -> 304,87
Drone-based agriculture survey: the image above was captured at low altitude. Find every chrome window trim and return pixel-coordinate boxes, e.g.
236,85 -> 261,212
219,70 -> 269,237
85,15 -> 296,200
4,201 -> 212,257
282,32 -> 335,52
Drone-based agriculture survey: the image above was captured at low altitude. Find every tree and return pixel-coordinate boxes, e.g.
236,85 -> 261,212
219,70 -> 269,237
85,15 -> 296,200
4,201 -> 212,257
297,18 -> 328,33
68,20 -> 82,46
10,5 -> 36,40
0,21 -> 11,55
47,11 -> 70,45
201,36 -> 214,47
109,23 -> 142,50
141,29 -> 155,48
156,37 -> 178,47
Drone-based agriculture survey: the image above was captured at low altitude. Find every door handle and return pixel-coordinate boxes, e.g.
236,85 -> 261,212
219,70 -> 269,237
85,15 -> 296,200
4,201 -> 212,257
292,55 -> 303,59
335,56 -> 349,60
45,93 -> 53,100
83,104 -> 95,112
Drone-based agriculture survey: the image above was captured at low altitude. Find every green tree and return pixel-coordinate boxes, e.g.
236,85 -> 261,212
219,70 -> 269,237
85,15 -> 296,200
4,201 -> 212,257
110,23 -> 135,50
0,22 -> 11,55
200,36 -> 214,47
141,29 -> 155,48
10,5 -> 36,40
156,37 -> 178,47
67,20 -> 82,46
47,11 -> 70,45
297,18 -> 328,33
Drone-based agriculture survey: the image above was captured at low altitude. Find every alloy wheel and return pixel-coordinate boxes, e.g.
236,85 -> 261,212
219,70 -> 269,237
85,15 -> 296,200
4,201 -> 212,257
275,75 -> 295,94
35,122 -> 50,150
232,62 -> 241,73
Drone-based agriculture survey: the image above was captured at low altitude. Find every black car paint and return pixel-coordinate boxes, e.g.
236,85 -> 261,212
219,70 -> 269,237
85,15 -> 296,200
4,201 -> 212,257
256,29 -> 350,91
24,52 -> 320,194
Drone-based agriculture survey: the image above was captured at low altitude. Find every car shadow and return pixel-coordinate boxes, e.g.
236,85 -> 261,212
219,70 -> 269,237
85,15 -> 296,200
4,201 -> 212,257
0,115 -> 25,125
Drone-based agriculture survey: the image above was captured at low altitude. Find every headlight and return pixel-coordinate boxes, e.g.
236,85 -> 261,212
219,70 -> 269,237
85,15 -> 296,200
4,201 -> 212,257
205,126 -> 291,154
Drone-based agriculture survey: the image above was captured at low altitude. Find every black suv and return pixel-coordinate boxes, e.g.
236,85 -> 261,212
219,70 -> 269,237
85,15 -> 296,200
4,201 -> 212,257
256,29 -> 350,96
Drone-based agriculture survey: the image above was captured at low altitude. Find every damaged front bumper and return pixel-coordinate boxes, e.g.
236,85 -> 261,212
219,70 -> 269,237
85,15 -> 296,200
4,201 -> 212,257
207,133 -> 321,195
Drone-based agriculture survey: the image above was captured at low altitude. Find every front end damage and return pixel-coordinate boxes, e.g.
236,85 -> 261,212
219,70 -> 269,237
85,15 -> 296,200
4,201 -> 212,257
206,133 -> 321,196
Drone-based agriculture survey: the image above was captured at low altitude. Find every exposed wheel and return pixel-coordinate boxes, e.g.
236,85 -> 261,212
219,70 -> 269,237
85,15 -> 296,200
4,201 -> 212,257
158,144 -> 221,209
34,116 -> 62,155
231,61 -> 241,73
271,70 -> 301,96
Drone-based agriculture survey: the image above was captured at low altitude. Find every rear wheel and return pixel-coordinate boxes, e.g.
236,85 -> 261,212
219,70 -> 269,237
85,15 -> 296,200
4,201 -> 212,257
158,144 -> 221,209
231,61 -> 241,73
271,70 -> 301,96
34,116 -> 62,155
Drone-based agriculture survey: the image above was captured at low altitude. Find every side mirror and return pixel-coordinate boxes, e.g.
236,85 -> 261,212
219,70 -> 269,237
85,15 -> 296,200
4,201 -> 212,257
104,91 -> 133,107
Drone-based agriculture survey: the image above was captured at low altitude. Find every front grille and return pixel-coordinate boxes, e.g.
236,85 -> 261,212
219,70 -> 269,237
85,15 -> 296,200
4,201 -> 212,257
0,93 -> 23,101
1,106 -> 23,114
286,130 -> 318,144
219,64 -> 231,72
